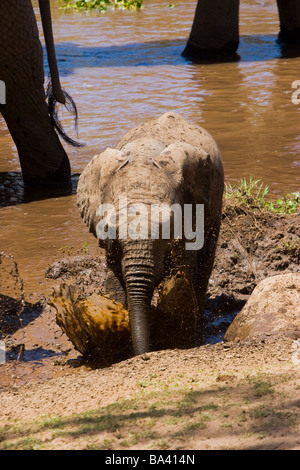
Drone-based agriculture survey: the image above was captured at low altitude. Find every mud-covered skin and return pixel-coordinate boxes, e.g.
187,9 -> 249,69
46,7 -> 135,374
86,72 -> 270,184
77,112 -> 224,355
0,0 -> 71,186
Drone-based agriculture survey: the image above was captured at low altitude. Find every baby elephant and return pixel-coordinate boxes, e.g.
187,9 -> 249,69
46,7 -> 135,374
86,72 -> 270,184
77,112 -> 224,356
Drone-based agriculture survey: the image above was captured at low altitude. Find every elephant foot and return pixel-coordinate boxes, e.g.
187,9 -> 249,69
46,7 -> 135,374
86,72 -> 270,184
182,41 -> 240,62
278,27 -> 300,45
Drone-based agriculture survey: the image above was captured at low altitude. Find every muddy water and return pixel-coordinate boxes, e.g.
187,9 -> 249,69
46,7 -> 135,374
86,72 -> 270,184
0,0 -> 300,299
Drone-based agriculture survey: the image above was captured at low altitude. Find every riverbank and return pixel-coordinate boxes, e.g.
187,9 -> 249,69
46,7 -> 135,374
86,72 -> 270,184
0,195 -> 299,450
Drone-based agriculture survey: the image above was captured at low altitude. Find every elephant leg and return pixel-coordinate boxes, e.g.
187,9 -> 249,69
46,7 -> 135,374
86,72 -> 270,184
0,0 -> 71,187
150,242 -> 198,351
151,271 -> 198,351
0,83 -> 71,187
105,267 -> 126,306
190,222 -> 221,343
277,0 -> 300,44
105,244 -> 126,306
182,0 -> 240,59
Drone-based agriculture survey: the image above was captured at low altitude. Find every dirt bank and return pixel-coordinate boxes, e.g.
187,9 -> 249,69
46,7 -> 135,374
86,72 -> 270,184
0,200 -> 299,450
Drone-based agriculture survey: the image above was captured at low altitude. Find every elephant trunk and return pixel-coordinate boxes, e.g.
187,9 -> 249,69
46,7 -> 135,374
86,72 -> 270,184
122,240 -> 156,356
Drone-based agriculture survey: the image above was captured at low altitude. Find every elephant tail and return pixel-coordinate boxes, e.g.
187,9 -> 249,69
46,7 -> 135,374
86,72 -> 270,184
39,0 -> 84,148
46,80 -> 84,148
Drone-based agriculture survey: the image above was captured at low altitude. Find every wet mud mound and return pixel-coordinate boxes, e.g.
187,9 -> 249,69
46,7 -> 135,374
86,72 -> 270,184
44,200 -> 300,308
51,282 -> 131,364
47,200 -> 300,355
204,201 -> 299,341
50,272 -> 199,364
0,201 -> 299,387
45,255 -> 108,297
210,200 -> 300,298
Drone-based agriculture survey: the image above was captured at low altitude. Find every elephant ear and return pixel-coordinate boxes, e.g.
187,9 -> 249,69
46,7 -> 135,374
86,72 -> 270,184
77,147 -> 127,237
154,142 -> 213,205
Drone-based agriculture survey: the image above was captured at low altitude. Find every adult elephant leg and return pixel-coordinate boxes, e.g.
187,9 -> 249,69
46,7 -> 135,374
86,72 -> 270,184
277,0 -> 300,44
0,0 -> 71,187
182,0 -> 240,60
0,79 -> 71,187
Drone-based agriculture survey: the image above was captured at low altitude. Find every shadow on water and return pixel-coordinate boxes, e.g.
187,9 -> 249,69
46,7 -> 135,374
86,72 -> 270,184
0,172 -> 80,207
0,296 -> 65,363
7,345 -> 63,362
202,295 -> 246,345
2,34 -> 299,209
45,35 -> 300,76
0,295 -> 42,336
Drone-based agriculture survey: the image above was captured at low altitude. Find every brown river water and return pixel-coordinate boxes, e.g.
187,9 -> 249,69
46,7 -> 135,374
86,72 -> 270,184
0,0 -> 299,301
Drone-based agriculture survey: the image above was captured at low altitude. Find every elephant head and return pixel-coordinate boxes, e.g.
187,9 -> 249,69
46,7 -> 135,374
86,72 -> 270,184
77,112 -> 224,355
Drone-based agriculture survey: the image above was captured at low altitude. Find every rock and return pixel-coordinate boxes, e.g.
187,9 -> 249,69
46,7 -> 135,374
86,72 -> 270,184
224,273 -> 300,342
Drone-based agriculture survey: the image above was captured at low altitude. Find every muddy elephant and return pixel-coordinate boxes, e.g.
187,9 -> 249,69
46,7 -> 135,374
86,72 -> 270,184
0,0 -> 80,187
77,112 -> 224,356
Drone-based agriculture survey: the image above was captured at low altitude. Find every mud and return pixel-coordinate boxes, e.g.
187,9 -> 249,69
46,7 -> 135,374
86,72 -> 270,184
0,200 -> 299,390
211,200 -> 300,299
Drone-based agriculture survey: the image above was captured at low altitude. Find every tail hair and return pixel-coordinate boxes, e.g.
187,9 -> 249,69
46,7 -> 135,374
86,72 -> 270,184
46,78 -> 84,148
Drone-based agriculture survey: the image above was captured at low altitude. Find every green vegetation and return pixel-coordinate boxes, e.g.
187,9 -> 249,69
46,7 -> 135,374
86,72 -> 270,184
82,241 -> 89,253
253,381 -> 274,398
225,177 -> 300,214
59,0 -> 143,11
250,405 -> 295,424
273,237 -> 300,257
0,387 -> 219,450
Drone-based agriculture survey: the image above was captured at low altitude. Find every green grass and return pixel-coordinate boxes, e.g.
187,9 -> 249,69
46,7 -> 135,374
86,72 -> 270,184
224,177 -> 300,214
0,369 -> 298,450
59,0 -> 143,11
0,385 -> 219,450
249,405 -> 294,423
253,381 -> 274,398
277,238 -> 300,255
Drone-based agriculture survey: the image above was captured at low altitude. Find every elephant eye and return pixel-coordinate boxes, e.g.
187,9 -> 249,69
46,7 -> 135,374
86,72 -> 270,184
117,160 -> 129,171
152,159 -> 161,169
